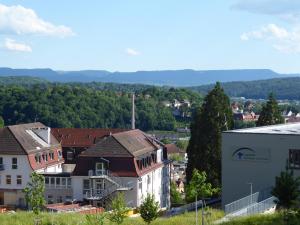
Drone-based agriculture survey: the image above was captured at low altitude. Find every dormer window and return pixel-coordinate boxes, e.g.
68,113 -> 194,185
49,151 -> 54,160
35,154 -> 41,163
58,150 -> 62,159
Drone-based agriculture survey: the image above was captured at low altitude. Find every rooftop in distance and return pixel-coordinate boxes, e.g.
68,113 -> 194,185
225,122 -> 300,135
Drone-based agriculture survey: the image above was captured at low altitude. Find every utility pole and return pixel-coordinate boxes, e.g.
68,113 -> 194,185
131,93 -> 135,130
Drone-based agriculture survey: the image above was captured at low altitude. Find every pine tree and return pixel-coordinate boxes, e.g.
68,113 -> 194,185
256,93 -> 284,126
140,194 -> 159,225
186,82 -> 233,187
272,168 -> 300,209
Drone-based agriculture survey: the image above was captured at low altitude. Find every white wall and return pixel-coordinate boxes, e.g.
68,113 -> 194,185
0,155 -> 33,190
222,132 -> 300,207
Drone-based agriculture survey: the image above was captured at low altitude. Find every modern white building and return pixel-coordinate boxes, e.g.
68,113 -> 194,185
0,123 -> 64,206
222,122 -> 300,207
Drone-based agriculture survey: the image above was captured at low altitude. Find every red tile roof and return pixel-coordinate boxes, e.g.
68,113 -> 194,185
51,128 -> 127,148
165,144 -> 184,154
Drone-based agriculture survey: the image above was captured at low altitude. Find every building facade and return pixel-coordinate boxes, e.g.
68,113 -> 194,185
222,123 -> 300,207
72,129 -> 170,209
0,123 -> 63,206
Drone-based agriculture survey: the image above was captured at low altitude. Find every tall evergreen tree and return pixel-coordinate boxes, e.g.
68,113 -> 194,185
256,93 -> 284,126
186,82 -> 233,187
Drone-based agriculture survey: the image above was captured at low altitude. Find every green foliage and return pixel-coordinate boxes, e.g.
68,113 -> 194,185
186,82 -> 233,187
256,93 -> 284,126
0,84 -> 202,131
169,154 -> 184,162
233,120 -> 256,129
175,140 -> 188,151
160,138 -> 171,144
186,169 -> 218,202
85,213 -> 106,225
272,168 -> 300,209
190,76 -> 300,100
108,193 -> 129,224
23,172 -> 46,215
0,210 -> 225,225
0,116 -> 4,128
170,182 -> 184,205
140,194 -> 159,224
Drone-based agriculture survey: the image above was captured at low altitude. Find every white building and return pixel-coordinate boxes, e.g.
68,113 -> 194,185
222,123 -> 300,207
0,123 -> 64,206
71,129 -> 170,208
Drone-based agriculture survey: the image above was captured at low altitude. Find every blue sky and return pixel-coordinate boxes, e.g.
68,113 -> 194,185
1,0 -> 300,73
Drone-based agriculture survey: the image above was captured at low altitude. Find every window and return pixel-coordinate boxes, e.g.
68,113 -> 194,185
58,151 -> 62,159
50,177 -> 55,187
35,154 -> 41,163
49,152 -> 54,160
45,154 -> 48,161
67,151 -> 74,161
56,177 -> 61,187
12,158 -> 17,169
83,179 -> 90,194
45,177 -> 49,186
67,178 -> 71,188
95,162 -> 106,175
6,175 -> 11,185
47,195 -> 53,204
0,157 -> 3,169
289,149 -> 300,169
17,175 -> 22,185
57,196 -> 63,203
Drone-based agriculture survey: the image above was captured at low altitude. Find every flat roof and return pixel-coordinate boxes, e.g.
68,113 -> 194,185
224,122 -> 300,135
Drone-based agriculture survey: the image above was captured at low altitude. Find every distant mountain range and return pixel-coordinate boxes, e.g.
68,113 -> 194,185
0,67 -> 295,86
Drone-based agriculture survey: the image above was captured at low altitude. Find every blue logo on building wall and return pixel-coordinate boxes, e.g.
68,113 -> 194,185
232,147 -> 270,162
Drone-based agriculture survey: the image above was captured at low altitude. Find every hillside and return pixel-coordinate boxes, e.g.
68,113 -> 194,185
0,67 -> 287,86
189,77 -> 300,100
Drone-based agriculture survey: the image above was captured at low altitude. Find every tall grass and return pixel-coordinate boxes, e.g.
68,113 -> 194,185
0,209 -> 224,225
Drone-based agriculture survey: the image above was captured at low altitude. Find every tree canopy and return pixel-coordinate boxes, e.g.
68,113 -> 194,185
0,84 -> 202,131
256,93 -> 284,126
186,82 -> 233,187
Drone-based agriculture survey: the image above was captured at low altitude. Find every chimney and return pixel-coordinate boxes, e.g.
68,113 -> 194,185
131,93 -> 135,130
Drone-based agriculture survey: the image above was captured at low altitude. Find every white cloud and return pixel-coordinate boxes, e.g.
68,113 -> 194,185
125,48 -> 140,56
4,38 -> 32,52
241,24 -> 300,53
233,0 -> 300,22
0,4 -> 74,37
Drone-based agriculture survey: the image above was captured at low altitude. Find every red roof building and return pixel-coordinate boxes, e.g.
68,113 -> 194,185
51,128 -> 126,164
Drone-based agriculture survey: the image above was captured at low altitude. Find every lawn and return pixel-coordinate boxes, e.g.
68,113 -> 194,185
221,213 -> 300,225
0,209 -> 224,225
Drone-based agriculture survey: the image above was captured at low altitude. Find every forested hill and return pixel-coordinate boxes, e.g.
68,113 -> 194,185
0,67 -> 286,86
0,84 -> 202,131
189,77 -> 300,100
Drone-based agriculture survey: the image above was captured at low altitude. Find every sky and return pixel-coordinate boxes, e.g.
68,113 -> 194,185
1,0 -> 300,73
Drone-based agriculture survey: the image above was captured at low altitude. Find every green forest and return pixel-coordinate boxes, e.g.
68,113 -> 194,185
0,82 -> 203,131
189,77 -> 300,100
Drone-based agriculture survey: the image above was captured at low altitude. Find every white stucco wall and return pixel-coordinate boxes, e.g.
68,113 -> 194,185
0,155 -> 33,190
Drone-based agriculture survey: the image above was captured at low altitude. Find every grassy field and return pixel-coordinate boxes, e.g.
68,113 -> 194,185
0,209 -> 224,225
221,213 -> 300,225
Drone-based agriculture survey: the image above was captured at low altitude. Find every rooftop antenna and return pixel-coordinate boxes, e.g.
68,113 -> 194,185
131,93 -> 135,130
